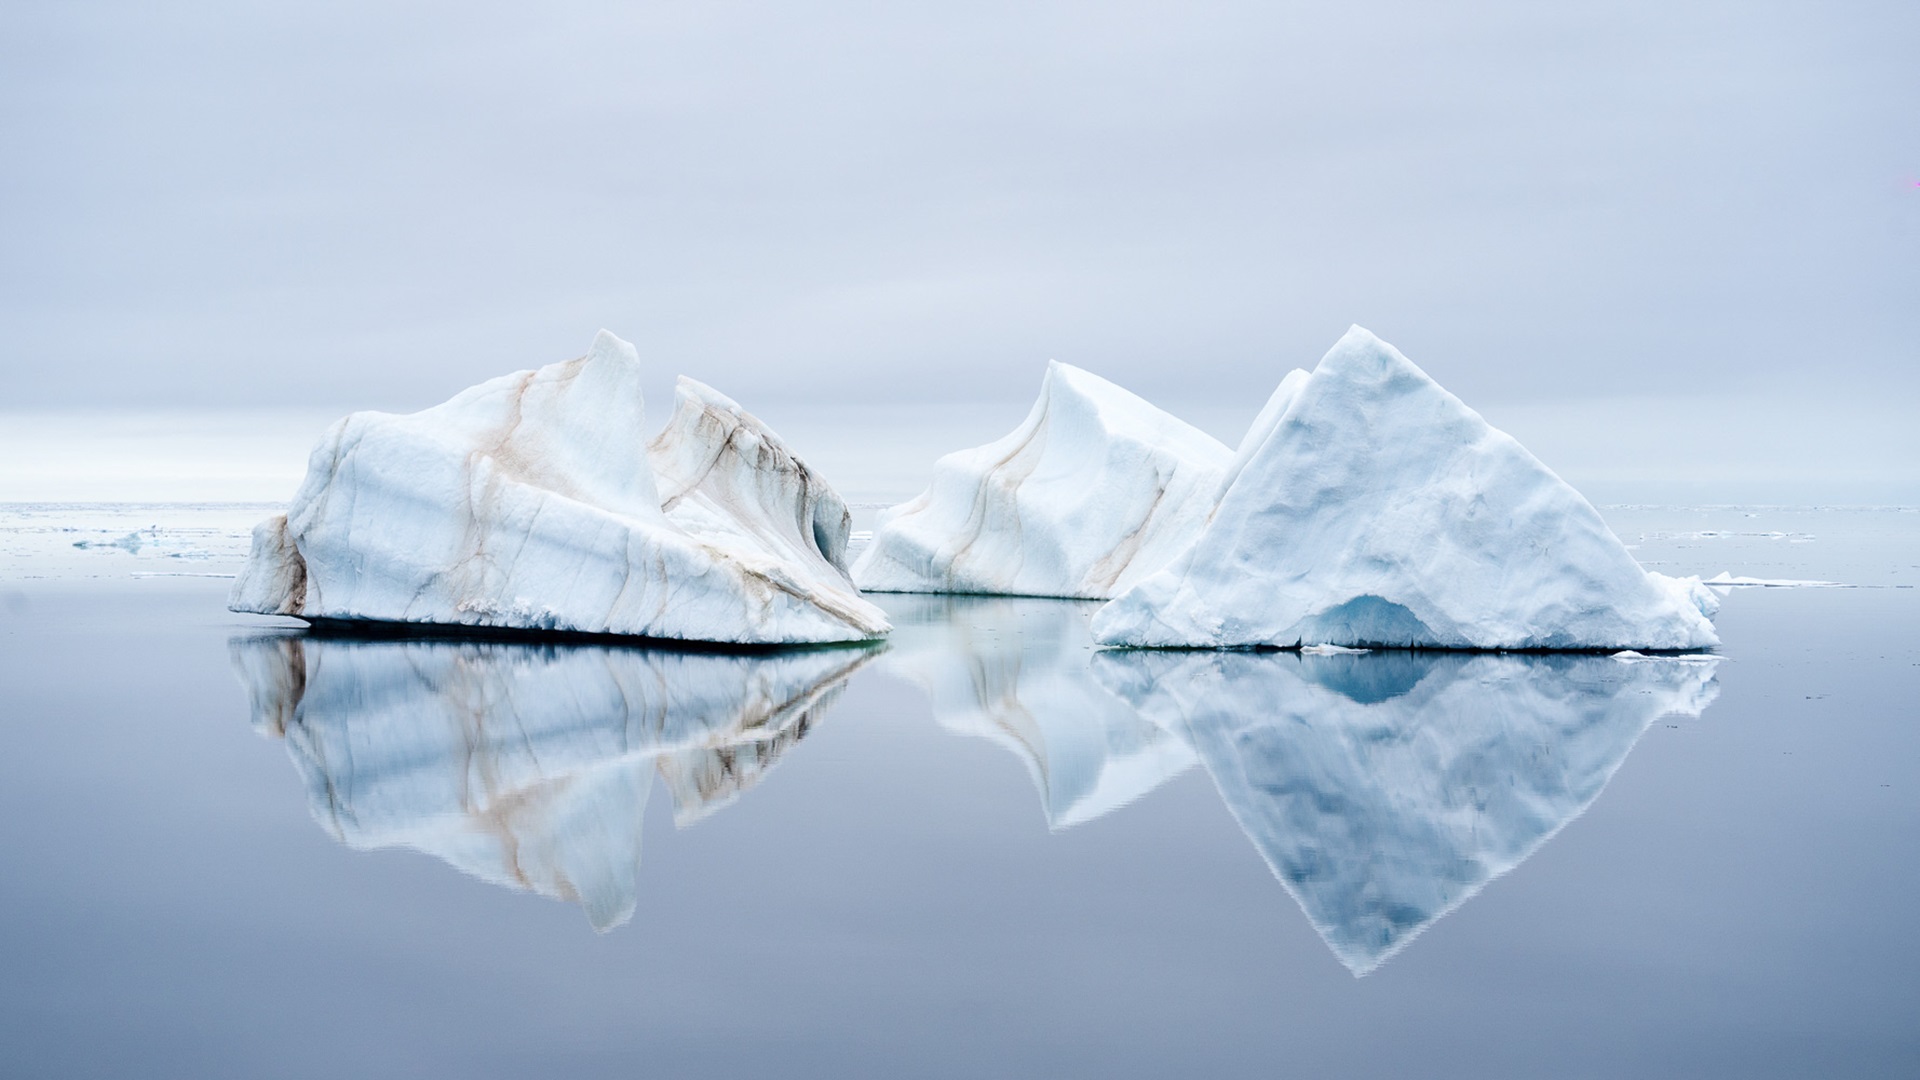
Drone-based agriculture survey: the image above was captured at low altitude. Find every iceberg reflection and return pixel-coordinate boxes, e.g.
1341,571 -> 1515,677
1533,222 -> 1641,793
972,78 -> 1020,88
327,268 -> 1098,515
1097,649 -> 1720,974
231,633 -> 877,930
880,594 -> 1196,829
230,600 -> 1723,972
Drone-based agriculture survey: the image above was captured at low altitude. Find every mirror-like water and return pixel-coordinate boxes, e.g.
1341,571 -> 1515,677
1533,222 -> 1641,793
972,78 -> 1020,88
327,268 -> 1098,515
237,611 -> 1719,976
2,507 -> 1916,1077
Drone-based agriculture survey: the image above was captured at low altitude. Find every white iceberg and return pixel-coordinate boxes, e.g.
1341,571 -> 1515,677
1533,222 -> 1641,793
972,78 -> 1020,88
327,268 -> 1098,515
1092,327 -> 1721,651
879,594 -> 1195,829
232,633 -> 874,930
230,331 -> 888,645
1097,648 -> 1720,974
852,361 -> 1231,600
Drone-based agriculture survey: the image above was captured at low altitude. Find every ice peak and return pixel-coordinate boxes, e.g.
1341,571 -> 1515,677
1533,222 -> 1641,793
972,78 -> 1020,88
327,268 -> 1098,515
586,328 -> 640,368
1094,328 -> 1721,651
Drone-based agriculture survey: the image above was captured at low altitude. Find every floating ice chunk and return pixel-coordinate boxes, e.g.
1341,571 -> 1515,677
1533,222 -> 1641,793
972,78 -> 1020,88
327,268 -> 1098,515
853,361 -> 1231,600
1096,648 -> 1719,974
1611,649 -> 1719,663
229,331 -> 889,645
231,634 -> 873,930
1301,643 -> 1371,655
1093,327 -> 1721,651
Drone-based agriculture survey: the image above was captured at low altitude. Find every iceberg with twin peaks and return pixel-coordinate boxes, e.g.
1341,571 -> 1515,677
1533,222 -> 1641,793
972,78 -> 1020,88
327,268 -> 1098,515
230,331 -> 890,645
853,360 -> 1232,600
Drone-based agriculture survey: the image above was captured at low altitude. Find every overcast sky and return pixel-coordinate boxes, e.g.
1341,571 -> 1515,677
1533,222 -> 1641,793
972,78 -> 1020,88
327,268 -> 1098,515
3,0 -> 1914,418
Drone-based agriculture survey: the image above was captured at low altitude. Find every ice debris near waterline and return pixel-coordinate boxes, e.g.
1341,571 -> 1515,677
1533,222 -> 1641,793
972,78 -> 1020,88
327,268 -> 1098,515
1091,327 -> 1720,651
853,361 -> 1232,600
230,331 -> 889,645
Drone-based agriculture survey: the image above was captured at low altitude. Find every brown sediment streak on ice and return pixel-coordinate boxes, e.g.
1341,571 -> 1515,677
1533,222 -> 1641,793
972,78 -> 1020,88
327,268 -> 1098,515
1084,468 -> 1172,595
936,391 -> 1050,584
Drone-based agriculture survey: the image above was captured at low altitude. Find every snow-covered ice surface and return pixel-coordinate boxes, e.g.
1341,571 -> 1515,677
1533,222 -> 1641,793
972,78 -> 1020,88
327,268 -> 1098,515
231,633 -> 876,930
1096,648 -> 1719,974
853,362 -> 1231,600
878,594 -> 1195,829
1093,328 -> 1722,651
229,332 -> 889,644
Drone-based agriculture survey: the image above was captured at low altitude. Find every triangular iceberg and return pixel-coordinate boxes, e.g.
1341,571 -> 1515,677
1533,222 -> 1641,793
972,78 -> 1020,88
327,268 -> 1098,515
230,331 -> 890,645
1092,327 -> 1720,650
853,361 -> 1231,600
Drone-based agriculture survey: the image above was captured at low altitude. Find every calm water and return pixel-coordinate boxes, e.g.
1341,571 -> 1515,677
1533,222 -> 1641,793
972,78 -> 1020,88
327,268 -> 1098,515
0,507 -> 1916,1077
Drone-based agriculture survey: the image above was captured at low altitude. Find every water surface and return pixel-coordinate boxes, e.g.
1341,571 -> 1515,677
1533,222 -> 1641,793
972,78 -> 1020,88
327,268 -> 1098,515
0,509 -> 1915,1077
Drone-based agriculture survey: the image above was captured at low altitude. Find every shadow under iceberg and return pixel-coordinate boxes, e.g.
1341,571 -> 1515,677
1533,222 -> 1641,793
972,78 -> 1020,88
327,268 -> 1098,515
1095,648 -> 1720,974
231,632 -> 879,931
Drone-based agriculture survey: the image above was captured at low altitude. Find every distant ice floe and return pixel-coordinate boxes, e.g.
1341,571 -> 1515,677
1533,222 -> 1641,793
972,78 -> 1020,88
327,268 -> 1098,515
853,362 -> 1231,600
1703,571 -> 1852,591
230,331 -> 889,645
231,633 -> 877,930
1091,327 -> 1721,651
1097,648 -> 1720,974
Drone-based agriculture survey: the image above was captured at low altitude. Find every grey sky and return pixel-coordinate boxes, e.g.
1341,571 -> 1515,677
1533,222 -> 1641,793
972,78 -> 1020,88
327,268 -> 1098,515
3,0 -> 1914,415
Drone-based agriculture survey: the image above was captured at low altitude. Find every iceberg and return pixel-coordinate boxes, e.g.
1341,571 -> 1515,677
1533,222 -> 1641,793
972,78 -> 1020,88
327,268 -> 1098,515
230,331 -> 889,645
853,361 -> 1231,600
1097,648 -> 1719,974
232,632 -> 875,930
1092,327 -> 1720,651
879,594 -> 1195,829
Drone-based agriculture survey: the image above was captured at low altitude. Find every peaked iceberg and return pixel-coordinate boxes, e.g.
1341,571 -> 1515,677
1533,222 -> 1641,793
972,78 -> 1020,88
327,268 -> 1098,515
232,633 -> 874,930
1097,648 -> 1720,974
853,361 -> 1231,600
230,331 -> 889,645
1092,327 -> 1720,651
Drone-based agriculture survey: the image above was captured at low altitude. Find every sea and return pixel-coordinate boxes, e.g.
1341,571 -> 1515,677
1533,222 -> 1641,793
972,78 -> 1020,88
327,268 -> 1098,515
0,410 -> 1915,1078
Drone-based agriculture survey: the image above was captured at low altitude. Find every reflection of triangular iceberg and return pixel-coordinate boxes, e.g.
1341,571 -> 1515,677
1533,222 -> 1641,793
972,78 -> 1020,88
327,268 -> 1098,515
232,635 -> 875,930
880,595 -> 1194,829
1098,649 -> 1718,974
